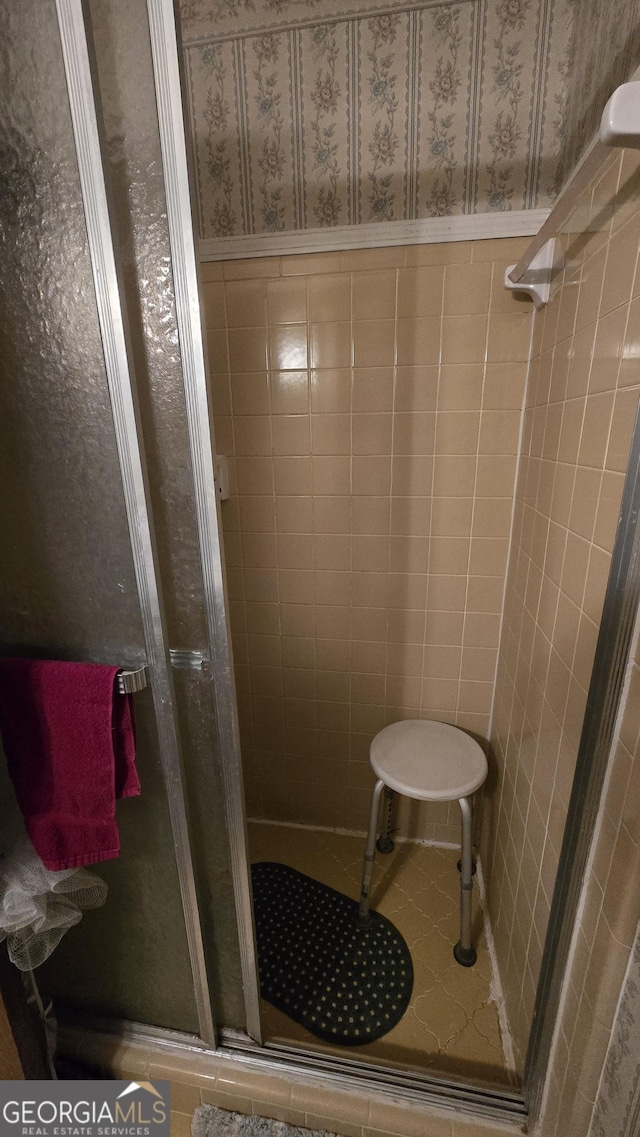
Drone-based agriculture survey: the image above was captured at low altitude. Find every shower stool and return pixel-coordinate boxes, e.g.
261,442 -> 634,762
358,720 -> 488,967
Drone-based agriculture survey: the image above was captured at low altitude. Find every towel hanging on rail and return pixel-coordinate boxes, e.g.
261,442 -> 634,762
0,659 -> 141,871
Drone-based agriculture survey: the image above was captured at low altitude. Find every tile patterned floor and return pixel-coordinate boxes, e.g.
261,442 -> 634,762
248,821 -> 515,1087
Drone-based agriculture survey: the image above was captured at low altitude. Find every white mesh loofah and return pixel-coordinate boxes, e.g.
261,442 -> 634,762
0,832 -> 108,970
0,754 -> 108,971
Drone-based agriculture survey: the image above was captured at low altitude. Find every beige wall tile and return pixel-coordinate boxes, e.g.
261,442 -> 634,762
308,274 -> 352,321
272,415 -> 311,455
353,320 -> 396,366
224,256 -> 282,279
368,1100 -> 453,1136
441,315 -> 488,363
274,456 -> 313,495
200,260 -> 224,283
353,413 -> 393,454
443,262 -> 492,315
396,317 -> 440,365
225,279 -> 267,327
202,280 -> 226,328
340,247 -> 406,271
353,455 -> 392,494
311,368 -> 352,413
311,414 -> 351,455
269,324 -> 308,370
486,314 -> 532,363
353,368 -> 395,412
267,277 -> 307,324
312,454 -> 351,493
311,322 -> 352,368
352,269 -> 398,320
483,362 -> 528,410
236,457 -> 275,495
470,236 -> 530,262
435,412 -> 480,455
207,330 -> 229,374
271,371 -> 310,415
405,241 -> 472,265
395,366 -> 439,411
393,412 -> 436,455
234,416 -> 272,456
228,327 -> 268,372
231,372 -> 270,416
438,364 -> 484,411
397,266 -> 444,317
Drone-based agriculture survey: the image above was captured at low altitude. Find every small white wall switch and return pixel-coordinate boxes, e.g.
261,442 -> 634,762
214,454 -> 229,501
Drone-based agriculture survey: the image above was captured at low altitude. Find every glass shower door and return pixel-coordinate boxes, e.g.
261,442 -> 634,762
0,0 -> 247,1041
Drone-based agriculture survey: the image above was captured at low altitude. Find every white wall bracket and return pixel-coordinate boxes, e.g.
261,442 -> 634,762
504,237 -> 556,309
600,80 -> 640,148
214,454 -> 229,501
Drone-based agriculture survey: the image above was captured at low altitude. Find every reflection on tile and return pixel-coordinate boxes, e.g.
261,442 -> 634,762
249,821 -> 515,1088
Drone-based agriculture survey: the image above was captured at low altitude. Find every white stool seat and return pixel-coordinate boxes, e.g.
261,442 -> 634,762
359,719 -> 489,966
370,719 -> 488,802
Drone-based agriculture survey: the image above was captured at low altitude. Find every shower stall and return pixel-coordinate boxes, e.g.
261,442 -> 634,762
1,0 -> 640,1132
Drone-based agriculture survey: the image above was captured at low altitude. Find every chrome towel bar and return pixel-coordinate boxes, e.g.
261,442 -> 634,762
117,650 -> 210,694
117,667 -> 149,695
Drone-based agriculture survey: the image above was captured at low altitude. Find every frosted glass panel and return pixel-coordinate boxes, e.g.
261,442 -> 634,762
0,0 -> 197,1032
87,0 -> 245,1029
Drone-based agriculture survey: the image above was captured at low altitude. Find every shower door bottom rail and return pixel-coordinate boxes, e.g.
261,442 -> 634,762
58,1016 -> 528,1126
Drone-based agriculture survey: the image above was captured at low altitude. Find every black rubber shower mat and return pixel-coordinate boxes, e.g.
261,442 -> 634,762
251,861 -> 413,1046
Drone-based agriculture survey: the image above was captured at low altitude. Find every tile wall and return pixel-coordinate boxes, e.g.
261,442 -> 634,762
202,239 -> 532,841
485,147 -> 640,1073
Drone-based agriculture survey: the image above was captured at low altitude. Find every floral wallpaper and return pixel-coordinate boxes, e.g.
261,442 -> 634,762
556,0 -> 640,190
178,0 -> 583,240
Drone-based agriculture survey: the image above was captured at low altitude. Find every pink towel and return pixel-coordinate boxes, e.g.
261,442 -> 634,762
0,658 -> 140,871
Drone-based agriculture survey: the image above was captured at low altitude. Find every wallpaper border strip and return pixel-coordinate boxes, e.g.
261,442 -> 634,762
199,208 -> 550,260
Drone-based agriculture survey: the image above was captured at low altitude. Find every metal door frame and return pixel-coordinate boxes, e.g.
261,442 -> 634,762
55,0 -> 216,1047
144,0 -> 262,1044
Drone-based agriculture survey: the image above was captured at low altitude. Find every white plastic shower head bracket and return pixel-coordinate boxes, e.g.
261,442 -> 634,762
600,81 -> 640,149
504,237 -> 556,309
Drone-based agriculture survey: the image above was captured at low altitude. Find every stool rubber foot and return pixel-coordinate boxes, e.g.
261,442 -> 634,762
453,942 -> 476,967
457,858 -> 477,876
376,836 -> 395,854
358,911 -> 372,926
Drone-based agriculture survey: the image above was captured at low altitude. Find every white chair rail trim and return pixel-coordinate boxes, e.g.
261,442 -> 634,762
199,208 -> 550,261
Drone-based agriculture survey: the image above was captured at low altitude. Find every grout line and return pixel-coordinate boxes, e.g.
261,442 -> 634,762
476,857 -> 517,1080
453,278 -> 487,727
383,267 -> 401,733
246,815 -> 459,849
486,291 -> 535,746
347,271 -> 354,772
419,263 -> 444,738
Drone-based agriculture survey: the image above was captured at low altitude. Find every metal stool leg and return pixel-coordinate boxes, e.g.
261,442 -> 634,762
358,779 -> 385,924
376,786 -> 395,853
454,795 -> 476,967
